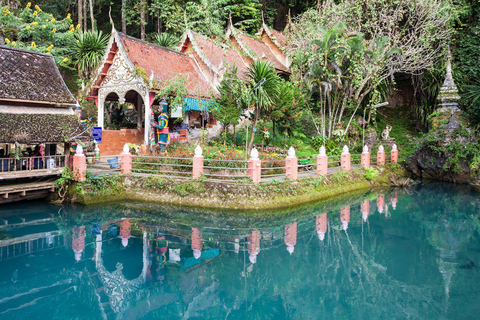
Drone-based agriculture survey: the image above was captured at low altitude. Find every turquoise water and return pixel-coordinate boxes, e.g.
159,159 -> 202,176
1,183 -> 480,319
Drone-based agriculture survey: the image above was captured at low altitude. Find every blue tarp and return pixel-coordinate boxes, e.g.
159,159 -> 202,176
183,97 -> 215,112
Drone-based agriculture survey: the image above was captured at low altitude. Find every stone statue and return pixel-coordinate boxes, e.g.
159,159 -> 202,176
152,99 -> 169,153
381,125 -> 392,140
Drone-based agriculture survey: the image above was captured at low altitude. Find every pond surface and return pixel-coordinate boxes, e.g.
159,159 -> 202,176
1,183 -> 480,319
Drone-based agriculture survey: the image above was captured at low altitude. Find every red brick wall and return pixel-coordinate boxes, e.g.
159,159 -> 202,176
98,129 -> 145,156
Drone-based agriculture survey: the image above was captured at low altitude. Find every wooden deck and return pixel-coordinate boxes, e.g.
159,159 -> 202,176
0,168 -> 63,180
0,181 -> 56,204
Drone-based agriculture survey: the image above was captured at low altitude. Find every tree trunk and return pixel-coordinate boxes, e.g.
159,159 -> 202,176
233,125 -> 236,146
140,0 -> 146,40
78,0 -> 83,31
83,0 -> 87,31
272,120 -> 275,148
89,0 -> 94,31
247,108 -> 260,151
121,0 -> 126,33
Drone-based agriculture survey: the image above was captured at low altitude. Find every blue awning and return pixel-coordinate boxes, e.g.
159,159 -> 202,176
183,97 -> 215,112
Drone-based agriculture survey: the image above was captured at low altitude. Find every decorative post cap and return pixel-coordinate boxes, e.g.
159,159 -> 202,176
319,145 -> 326,156
363,145 -> 369,153
75,144 -> 84,156
250,147 -> 259,160
378,145 -> 384,152
392,144 -> 397,151
287,146 -> 296,158
342,145 -> 349,154
122,143 -> 130,154
195,145 -> 203,157
95,144 -> 100,152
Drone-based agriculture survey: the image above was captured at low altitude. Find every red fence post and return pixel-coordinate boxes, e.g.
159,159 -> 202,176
391,144 -> 399,163
285,147 -> 298,180
192,146 -> 204,179
248,148 -> 261,184
121,143 -> 132,174
73,145 -> 86,182
317,146 -> 328,175
340,145 -> 351,171
361,145 -> 370,169
377,145 -> 386,166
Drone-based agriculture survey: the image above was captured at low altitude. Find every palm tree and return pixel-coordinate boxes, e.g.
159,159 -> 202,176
246,60 -> 280,151
153,33 -> 177,49
74,30 -> 109,78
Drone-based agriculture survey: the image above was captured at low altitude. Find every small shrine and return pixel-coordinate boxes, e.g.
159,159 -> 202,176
438,47 -> 460,112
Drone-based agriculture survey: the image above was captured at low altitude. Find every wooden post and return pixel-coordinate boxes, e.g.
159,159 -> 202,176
377,145 -> 385,166
316,146 -> 328,175
361,145 -> 370,168
192,146 -> 204,179
340,145 -> 351,171
391,144 -> 399,163
248,148 -> 261,184
73,145 -> 86,182
285,147 -> 298,180
120,144 -> 132,174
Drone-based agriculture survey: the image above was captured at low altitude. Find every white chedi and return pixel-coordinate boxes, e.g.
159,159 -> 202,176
392,144 -> 397,151
122,143 -> 130,154
378,145 -> 384,152
363,145 -> 369,153
319,145 -> 326,156
75,144 -> 84,156
287,146 -> 296,158
342,145 -> 349,154
195,145 -> 203,157
250,147 -> 259,160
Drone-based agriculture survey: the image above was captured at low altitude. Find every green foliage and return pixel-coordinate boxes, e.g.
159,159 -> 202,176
362,167 -> 379,180
153,32 -> 177,48
74,30 -> 109,73
174,181 -> 206,197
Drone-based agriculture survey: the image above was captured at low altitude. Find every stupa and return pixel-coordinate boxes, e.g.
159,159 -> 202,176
438,46 -> 460,112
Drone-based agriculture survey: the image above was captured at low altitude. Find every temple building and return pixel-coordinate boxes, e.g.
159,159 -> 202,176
0,46 -> 90,201
86,22 -> 289,155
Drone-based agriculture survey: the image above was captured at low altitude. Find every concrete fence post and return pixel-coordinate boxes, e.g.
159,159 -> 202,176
377,145 -> 385,166
192,145 -> 204,179
73,145 -> 86,182
248,147 -> 262,184
316,146 -> 328,175
120,143 -> 132,174
361,145 -> 370,168
361,199 -> 370,222
391,144 -> 399,163
285,147 -> 298,180
340,145 -> 351,171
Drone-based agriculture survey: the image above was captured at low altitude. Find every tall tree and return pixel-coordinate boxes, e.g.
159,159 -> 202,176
78,0 -> 83,31
140,0 -> 146,39
121,0 -> 126,33
89,0 -> 94,31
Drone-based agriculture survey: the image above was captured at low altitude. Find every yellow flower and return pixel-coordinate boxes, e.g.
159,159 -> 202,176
32,21 -> 38,26
76,24 -> 81,29
11,41 -> 16,47
47,44 -> 54,51
52,28 -> 56,33
63,57 -> 68,63
46,19 -> 49,22
66,13 -> 71,20
26,26 -> 31,30
4,38 -> 10,44
35,5 -> 41,11
31,41 -> 36,48
43,25 -> 46,28
3,8 -> 11,15
51,18 -> 55,22
33,10 -> 37,16
26,2 -> 31,9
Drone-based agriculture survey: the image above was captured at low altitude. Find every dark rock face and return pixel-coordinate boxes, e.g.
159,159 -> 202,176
406,111 -> 475,184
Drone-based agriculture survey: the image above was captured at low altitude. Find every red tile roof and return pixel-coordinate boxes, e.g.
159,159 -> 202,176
267,28 -> 287,48
186,32 -> 249,79
235,31 -> 287,72
118,33 -> 214,98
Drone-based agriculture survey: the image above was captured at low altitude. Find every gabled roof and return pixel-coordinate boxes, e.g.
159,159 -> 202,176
180,30 -> 249,79
226,23 -> 288,73
259,22 -> 287,48
0,46 -> 76,106
118,32 -> 215,97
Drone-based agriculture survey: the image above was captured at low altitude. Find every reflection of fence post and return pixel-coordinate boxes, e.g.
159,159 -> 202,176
316,146 -> 328,175
341,205 -> 350,231
340,145 -> 351,171
391,144 -> 399,163
377,194 -> 385,213
285,147 -> 298,180
192,146 -> 204,179
121,143 -> 132,174
248,148 -> 261,184
377,145 -> 385,165
73,145 -> 86,182
361,199 -> 370,222
361,145 -> 370,168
